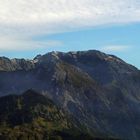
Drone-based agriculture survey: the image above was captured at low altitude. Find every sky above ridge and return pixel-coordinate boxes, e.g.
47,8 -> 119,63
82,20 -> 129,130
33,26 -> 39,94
0,0 -> 140,68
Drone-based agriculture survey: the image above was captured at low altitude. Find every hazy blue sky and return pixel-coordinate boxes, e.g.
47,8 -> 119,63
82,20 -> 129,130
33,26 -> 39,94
0,0 -> 140,68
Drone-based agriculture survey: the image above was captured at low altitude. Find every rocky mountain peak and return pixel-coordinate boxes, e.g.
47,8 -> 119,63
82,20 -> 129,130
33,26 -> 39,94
34,51 -> 62,66
0,50 -> 140,140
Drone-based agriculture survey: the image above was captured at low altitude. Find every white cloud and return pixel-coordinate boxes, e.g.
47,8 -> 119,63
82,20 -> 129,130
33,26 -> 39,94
0,0 -> 139,51
0,35 -> 62,51
100,45 -> 130,52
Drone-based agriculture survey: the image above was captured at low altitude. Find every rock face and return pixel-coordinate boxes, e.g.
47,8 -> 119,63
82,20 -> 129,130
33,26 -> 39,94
0,50 -> 140,140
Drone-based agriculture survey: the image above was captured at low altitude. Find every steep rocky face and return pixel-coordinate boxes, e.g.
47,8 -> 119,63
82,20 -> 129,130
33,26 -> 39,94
0,50 -> 140,140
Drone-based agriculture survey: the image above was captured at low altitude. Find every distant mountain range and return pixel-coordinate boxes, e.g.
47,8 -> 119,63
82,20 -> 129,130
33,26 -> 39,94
0,50 -> 140,140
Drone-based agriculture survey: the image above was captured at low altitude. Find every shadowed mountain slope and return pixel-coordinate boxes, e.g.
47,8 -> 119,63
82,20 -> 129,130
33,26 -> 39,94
0,90 -> 120,140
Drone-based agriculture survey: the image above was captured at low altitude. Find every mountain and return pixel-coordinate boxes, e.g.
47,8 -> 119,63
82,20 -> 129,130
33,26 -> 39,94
0,89 -> 119,140
0,50 -> 140,140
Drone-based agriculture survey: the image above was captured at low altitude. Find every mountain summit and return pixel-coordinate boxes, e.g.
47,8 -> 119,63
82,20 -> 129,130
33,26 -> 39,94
0,50 -> 140,140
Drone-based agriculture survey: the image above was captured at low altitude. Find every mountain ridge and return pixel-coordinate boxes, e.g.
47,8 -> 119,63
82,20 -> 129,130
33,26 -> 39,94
0,50 -> 138,72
